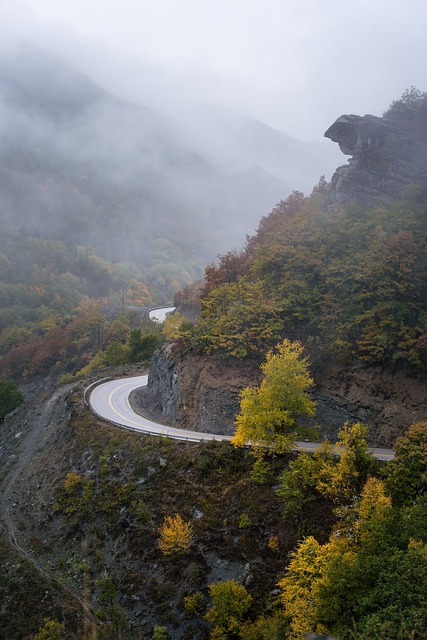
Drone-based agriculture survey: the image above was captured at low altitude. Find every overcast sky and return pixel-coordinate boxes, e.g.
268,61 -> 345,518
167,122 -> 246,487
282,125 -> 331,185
1,0 -> 426,142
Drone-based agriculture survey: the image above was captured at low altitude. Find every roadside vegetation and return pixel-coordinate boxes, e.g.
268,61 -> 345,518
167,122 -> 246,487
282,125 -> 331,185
231,339 -> 316,454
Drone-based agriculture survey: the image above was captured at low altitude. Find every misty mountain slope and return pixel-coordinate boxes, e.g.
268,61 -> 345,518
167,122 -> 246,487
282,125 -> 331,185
0,42 -> 294,293
178,104 -> 342,193
0,41 -> 103,119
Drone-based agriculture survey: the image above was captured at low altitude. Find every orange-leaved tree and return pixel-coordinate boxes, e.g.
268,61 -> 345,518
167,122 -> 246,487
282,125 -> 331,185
158,514 -> 193,555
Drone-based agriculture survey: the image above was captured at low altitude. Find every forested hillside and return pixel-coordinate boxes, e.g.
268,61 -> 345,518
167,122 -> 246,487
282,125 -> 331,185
171,90 -> 427,377
0,41 -> 333,383
0,209 -> 169,381
177,176 -> 427,375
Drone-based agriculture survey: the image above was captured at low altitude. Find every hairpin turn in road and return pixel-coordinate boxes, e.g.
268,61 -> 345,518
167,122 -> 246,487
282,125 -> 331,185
87,376 -> 395,459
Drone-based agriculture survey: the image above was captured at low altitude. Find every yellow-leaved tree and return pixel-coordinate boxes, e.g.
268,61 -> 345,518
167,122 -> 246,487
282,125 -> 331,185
315,422 -> 375,502
163,311 -> 186,341
231,339 -> 315,454
205,580 -> 252,638
158,514 -> 193,555
33,618 -> 65,640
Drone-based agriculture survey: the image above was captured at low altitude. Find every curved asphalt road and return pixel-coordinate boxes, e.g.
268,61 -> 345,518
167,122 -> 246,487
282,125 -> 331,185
88,308 -> 395,460
89,375 -> 231,443
148,306 -> 176,322
88,376 -> 395,459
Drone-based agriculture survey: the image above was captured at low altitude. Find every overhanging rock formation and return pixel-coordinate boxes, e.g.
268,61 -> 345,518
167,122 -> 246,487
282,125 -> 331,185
324,100 -> 427,206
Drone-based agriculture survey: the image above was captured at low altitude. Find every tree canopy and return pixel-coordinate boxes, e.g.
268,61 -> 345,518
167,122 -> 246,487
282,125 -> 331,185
175,188 -> 427,375
231,339 -> 315,454
0,379 -> 24,421
385,421 -> 427,506
205,580 -> 252,639
275,420 -> 427,639
278,477 -> 427,639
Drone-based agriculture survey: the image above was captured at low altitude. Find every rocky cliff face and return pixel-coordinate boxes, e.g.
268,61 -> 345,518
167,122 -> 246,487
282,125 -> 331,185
324,100 -> 427,206
137,345 -> 426,447
313,364 -> 426,446
136,344 -> 260,435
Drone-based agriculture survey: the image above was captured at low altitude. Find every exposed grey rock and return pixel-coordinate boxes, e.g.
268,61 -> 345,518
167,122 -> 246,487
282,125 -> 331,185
136,343 -> 182,426
311,364 -> 427,446
139,345 -> 427,447
135,344 -> 259,435
324,103 -> 427,207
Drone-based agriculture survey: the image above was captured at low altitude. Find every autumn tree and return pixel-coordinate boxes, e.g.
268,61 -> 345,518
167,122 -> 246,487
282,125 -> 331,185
231,339 -> 315,454
315,422 -> 375,502
276,440 -> 335,518
385,421 -> 427,505
202,250 -> 247,297
33,619 -> 65,640
246,191 -> 306,251
205,580 -> 252,639
152,625 -> 168,640
278,535 -> 339,639
353,476 -> 392,548
163,311 -> 186,340
0,378 -> 24,422
183,591 -> 204,616
357,476 -> 392,521
158,514 -> 193,555
277,423 -> 376,518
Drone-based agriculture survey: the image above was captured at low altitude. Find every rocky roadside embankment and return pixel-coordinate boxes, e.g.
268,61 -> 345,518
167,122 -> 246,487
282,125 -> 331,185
135,343 -> 260,435
136,344 -> 427,447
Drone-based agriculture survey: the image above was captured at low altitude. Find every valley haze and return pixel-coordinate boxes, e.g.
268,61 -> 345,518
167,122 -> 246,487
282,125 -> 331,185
0,38 -> 339,301
1,0 -> 426,144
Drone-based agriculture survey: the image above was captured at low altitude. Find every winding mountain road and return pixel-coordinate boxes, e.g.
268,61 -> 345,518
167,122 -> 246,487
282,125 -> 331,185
89,375 -> 231,443
88,306 -> 395,460
148,306 -> 176,322
88,377 -> 395,460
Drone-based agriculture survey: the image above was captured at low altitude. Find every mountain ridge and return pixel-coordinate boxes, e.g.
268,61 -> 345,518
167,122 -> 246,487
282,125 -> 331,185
0,41 -> 326,282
